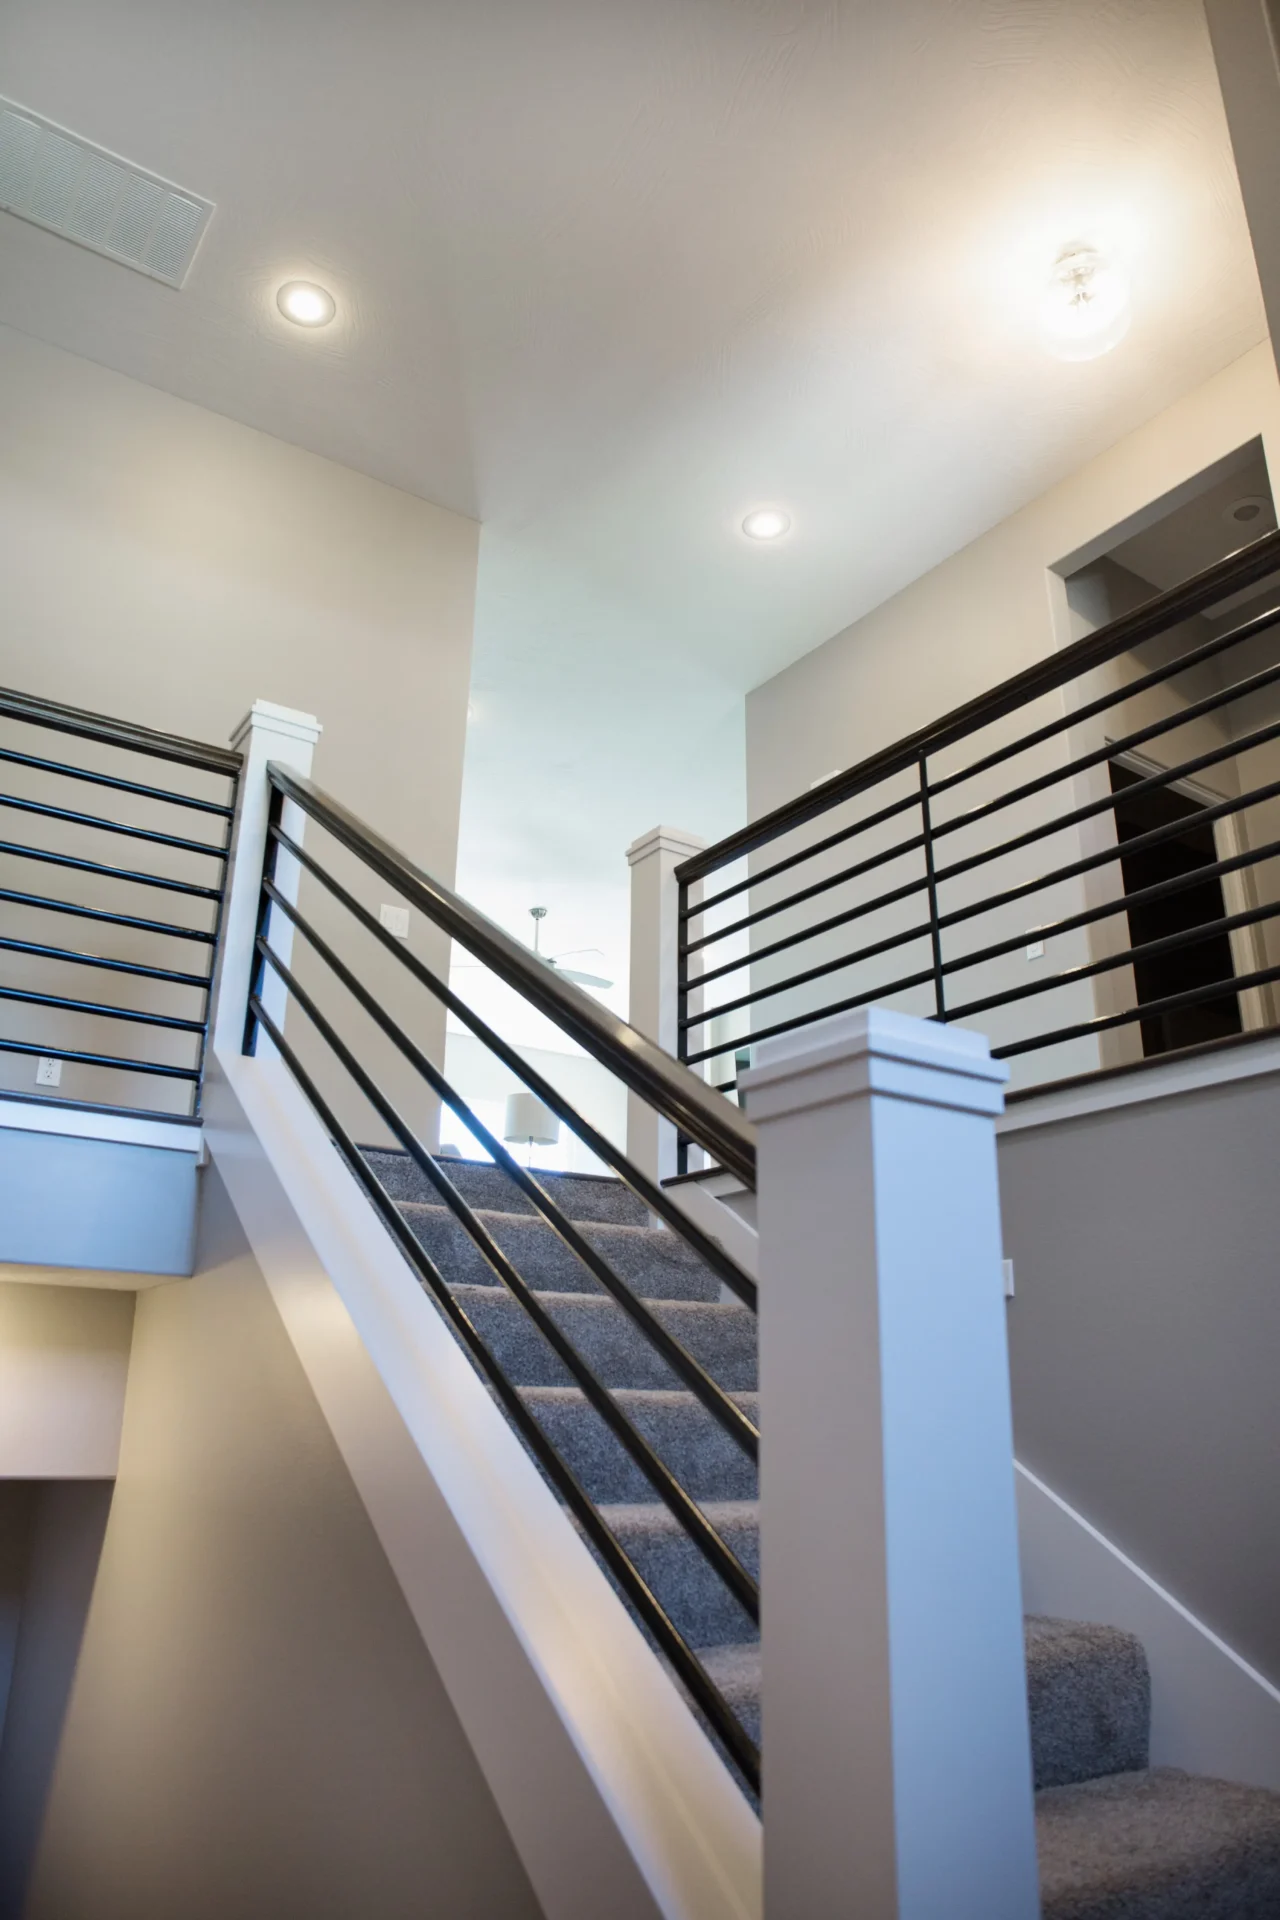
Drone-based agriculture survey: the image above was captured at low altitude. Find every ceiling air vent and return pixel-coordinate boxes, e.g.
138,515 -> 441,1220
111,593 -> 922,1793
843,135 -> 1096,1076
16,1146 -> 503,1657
0,97 -> 212,288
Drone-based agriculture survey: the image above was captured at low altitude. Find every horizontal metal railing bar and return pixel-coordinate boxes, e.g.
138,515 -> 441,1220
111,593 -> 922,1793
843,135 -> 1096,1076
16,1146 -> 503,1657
0,1036 -> 200,1079
926,769 -> 1280,948
0,885 -> 217,943
0,790 -> 229,857
684,961 -> 940,1066
685,785 -> 923,924
993,960 -> 1280,1062
0,1087 -> 202,1125
925,595 -> 1280,807
677,525 -> 1280,881
246,993 -> 760,1791
266,764 -> 758,1189
682,911 -> 934,1032
270,823 -> 761,1265
0,839 -> 224,901
944,897 -> 1280,1026
684,595 -> 1280,946
924,706 -> 1280,902
0,933 -> 211,990
0,983 -> 206,1033
253,935 -> 760,1615
0,684 -> 243,777
921,640 -> 1280,854
259,885 -> 758,1444
684,651 -> 1280,980
683,824 -> 928,959
0,744 -> 237,817
686,787 -> 1280,1063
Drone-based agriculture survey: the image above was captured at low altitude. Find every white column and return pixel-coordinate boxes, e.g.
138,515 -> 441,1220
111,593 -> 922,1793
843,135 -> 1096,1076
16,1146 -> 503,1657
625,825 -> 705,1183
212,701 -> 323,1061
745,1007 -> 1039,1920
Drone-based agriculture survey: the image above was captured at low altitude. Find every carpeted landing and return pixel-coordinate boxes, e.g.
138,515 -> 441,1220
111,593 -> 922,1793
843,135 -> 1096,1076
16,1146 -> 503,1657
365,1149 -> 1280,1917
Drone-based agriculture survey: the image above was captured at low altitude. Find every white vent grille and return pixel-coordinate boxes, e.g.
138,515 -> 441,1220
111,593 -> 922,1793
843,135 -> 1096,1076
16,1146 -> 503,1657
0,98 -> 212,287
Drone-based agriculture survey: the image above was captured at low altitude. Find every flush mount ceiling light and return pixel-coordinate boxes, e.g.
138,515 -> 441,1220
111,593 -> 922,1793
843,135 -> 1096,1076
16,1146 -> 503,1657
742,507 -> 791,541
277,280 -> 336,327
1040,246 -> 1130,361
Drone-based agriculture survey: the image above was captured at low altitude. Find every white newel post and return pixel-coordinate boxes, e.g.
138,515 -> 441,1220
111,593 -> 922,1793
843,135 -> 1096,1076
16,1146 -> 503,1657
745,1008 -> 1039,1920
212,700 -> 323,1061
625,825 -> 705,1184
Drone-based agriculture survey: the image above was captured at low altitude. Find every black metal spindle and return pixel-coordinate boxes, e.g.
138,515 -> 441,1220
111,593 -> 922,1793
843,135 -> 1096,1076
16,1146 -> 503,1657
919,752 -> 946,1021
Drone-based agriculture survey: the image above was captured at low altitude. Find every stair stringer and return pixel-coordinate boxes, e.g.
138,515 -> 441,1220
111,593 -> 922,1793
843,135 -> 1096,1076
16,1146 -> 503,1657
204,1047 -> 761,1920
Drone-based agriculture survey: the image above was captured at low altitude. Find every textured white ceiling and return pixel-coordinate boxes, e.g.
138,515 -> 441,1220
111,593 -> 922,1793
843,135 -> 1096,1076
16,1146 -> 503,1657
0,0 -> 1267,996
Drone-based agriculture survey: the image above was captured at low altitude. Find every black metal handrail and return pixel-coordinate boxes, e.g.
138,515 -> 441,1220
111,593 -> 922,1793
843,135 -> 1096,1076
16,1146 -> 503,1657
0,686 -> 241,1119
244,765 -> 762,1790
266,764 -> 758,1190
675,525 -> 1280,1126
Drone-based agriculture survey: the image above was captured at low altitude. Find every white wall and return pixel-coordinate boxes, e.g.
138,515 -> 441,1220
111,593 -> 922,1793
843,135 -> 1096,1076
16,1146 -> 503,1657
0,1285 -> 132,1478
6,1166 -> 542,1920
0,322 -> 478,1118
743,345 -> 1280,1088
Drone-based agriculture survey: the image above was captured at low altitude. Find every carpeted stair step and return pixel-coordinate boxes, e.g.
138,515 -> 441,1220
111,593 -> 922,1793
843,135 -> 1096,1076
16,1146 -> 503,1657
1036,1768 -> 1280,1919
521,1386 -> 758,1503
600,1499 -> 759,1649
1027,1616 -> 1150,1789
450,1285 -> 759,1391
401,1203 -> 720,1300
365,1149 -> 650,1225
694,1618 -> 1152,1789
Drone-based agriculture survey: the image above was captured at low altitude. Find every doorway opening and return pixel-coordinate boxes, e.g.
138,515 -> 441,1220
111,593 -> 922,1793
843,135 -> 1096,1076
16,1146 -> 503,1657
1108,761 -> 1241,1057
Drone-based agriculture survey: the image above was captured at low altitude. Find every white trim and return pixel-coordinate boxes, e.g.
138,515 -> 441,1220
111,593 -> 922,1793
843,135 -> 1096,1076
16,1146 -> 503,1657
1016,1462 -> 1280,1790
997,1031 -> 1280,1134
0,1261 -> 170,1292
0,1097 -> 202,1155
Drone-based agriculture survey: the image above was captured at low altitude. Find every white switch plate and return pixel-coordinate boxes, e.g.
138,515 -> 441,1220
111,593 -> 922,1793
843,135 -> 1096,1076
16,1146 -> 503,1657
379,904 -> 410,939
36,1056 -> 62,1087
1025,929 -> 1045,960
1003,1258 -> 1015,1299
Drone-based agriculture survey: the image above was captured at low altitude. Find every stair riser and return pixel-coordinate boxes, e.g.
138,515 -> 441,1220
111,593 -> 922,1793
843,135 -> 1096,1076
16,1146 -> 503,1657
404,1206 -> 720,1301
448,1286 -> 758,1391
524,1390 -> 759,1504
366,1151 -> 650,1225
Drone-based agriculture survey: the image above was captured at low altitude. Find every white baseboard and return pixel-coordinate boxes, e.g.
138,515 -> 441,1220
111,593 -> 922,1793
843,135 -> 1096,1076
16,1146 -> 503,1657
1016,1462 -> 1280,1790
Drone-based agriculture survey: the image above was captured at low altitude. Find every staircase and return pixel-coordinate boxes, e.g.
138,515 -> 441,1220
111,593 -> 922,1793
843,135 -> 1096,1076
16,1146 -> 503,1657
368,1148 -> 1280,1919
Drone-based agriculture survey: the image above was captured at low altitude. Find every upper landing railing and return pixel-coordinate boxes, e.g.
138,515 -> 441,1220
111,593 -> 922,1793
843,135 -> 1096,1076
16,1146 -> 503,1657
0,685 -> 242,1122
674,525 -> 1280,1147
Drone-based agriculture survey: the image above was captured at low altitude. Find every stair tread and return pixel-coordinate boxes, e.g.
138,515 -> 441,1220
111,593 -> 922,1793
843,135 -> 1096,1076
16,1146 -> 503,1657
402,1202 -> 719,1299
1037,1768 -> 1280,1919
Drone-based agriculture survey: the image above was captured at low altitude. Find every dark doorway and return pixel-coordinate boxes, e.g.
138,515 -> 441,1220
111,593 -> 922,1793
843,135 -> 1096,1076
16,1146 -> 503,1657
1110,761 -> 1241,1058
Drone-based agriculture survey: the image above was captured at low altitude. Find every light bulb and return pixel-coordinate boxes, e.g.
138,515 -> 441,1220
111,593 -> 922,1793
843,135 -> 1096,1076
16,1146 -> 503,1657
742,508 -> 791,541
277,281 -> 337,328
1040,247 -> 1129,362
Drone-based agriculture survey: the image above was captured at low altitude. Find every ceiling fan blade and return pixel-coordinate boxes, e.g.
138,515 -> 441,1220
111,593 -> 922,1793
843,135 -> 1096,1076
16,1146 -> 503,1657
553,963 -> 614,989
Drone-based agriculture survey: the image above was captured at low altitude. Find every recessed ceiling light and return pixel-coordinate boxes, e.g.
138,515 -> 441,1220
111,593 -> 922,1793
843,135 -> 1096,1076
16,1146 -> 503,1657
742,508 -> 791,541
1223,496 -> 1272,529
1040,246 -> 1129,361
277,280 -> 336,328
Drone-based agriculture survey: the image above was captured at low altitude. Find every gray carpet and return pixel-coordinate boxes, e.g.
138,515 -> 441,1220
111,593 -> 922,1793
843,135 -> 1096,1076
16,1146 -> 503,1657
370,1150 -> 1280,1914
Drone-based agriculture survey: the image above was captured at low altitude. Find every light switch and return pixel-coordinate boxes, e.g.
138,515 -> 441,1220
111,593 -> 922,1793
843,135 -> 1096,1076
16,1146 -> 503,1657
1025,929 -> 1045,960
36,1056 -> 62,1087
1003,1258 -> 1015,1299
379,904 -> 410,939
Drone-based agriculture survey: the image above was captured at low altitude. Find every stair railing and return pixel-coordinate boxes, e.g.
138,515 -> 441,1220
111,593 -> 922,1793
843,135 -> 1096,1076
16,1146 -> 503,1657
224,751 -> 762,1790
0,684 -> 241,1121
668,525 -> 1280,1152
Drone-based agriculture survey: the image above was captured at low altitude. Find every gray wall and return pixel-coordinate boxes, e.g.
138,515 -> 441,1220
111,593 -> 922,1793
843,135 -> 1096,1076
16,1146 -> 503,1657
11,1168 -> 542,1920
999,1068 -> 1280,1685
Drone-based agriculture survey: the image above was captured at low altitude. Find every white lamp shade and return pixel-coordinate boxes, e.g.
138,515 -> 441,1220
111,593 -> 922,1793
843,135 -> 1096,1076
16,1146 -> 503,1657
504,1091 -> 560,1147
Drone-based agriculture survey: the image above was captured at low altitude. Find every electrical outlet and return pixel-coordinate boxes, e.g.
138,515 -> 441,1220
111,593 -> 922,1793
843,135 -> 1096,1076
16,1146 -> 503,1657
379,903 -> 410,939
1025,929 -> 1045,960
36,1056 -> 62,1087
